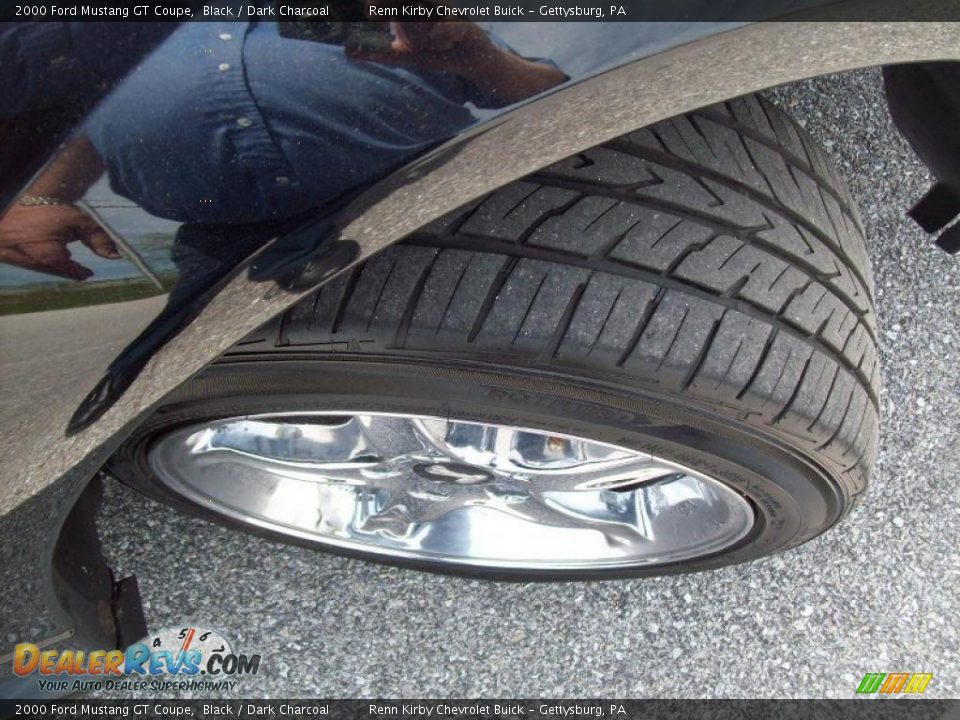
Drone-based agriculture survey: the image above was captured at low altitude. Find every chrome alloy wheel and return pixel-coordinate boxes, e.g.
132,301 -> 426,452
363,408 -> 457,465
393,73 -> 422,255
148,413 -> 755,570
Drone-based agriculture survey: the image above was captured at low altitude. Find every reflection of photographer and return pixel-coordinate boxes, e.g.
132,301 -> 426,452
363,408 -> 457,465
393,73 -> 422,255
0,18 -> 565,281
343,20 -> 567,108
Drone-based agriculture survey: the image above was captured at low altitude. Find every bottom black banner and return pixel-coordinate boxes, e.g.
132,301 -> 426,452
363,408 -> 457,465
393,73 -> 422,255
1,700 -> 957,720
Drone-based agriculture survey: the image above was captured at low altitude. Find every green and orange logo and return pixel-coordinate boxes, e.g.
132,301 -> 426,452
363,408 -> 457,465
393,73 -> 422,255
856,673 -> 933,695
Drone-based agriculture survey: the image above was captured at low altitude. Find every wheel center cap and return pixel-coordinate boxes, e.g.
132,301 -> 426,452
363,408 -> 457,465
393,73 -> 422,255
413,461 -> 494,485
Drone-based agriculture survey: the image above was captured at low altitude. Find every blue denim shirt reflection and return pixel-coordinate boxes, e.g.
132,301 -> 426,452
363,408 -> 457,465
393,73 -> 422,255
86,22 -> 470,225
0,20 -> 566,284
86,21 -> 565,225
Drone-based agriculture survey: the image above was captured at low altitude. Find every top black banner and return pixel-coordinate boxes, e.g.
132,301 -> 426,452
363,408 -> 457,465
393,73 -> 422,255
2,0 -> 959,22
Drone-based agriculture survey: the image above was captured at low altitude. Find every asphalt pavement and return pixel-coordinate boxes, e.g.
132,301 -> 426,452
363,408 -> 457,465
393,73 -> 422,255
96,68 -> 960,699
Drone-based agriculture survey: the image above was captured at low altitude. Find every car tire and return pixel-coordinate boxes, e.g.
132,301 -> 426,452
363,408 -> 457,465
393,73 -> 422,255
109,94 -> 879,579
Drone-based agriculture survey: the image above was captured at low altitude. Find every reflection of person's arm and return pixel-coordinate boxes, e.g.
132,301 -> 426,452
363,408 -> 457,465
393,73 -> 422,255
463,51 -> 567,108
25,134 -> 105,202
347,22 -> 568,108
0,134 -> 117,281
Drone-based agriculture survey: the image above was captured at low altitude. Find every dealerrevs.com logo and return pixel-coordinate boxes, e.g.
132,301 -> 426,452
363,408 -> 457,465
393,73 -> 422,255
13,626 -> 261,693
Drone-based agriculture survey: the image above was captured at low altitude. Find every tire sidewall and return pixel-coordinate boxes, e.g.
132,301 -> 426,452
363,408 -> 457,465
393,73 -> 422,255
111,358 -> 845,580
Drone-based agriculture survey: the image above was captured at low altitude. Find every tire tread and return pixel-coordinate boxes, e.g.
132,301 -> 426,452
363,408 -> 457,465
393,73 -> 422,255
229,95 -> 879,502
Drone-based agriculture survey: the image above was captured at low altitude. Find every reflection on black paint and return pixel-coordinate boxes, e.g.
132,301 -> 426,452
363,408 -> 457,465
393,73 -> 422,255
1,19 -> 568,428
